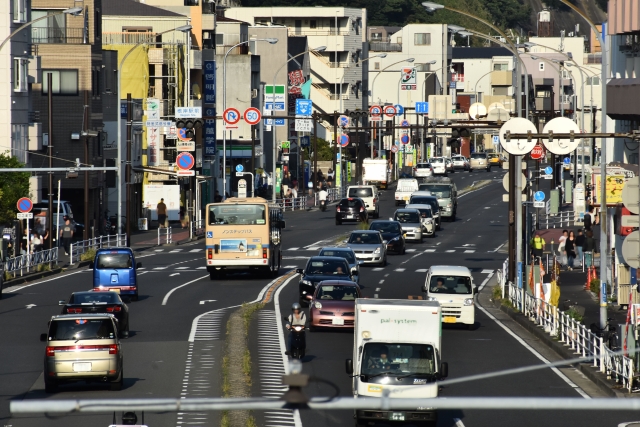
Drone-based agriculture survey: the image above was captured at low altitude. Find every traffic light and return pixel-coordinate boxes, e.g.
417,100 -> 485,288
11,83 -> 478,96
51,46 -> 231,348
345,109 -> 368,121
176,119 -> 204,138
451,127 -> 470,138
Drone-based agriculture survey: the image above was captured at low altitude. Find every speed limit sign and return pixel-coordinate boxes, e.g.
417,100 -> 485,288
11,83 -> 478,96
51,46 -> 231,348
243,107 -> 261,125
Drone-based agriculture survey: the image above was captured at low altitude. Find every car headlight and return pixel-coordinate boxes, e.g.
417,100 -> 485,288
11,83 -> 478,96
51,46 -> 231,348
389,236 -> 400,242
464,298 -> 474,306
314,301 -> 322,309
426,296 -> 438,301
301,280 -> 311,286
374,247 -> 381,254
445,207 -> 451,211
447,203 -> 452,208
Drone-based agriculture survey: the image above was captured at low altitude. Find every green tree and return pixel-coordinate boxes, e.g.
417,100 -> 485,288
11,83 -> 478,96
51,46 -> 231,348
302,137 -> 336,161
0,152 -> 30,226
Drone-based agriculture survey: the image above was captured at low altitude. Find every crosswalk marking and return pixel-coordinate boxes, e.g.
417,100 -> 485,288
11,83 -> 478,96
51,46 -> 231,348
481,269 -> 494,274
464,250 -> 475,253
287,247 -> 300,251
283,265 -> 297,269
189,249 -> 202,253
416,269 -> 428,273
170,249 -> 183,253
445,250 -> 455,253
394,268 -> 406,272
153,267 -> 167,270
406,249 -> 417,252
176,267 -> 189,270
372,267 -> 384,271
424,249 -> 436,253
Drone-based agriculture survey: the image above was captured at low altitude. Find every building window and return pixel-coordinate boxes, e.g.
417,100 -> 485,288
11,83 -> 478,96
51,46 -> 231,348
184,0 -> 199,5
374,62 -> 380,70
414,33 -> 431,45
586,76 -> 600,86
13,58 -> 28,92
13,0 -> 28,23
32,10 -> 69,44
371,32 -> 382,41
493,63 -> 508,71
310,20 -> 316,29
539,62 -> 545,71
216,33 -> 225,45
492,87 -> 509,96
536,89 -> 550,98
42,70 -> 78,95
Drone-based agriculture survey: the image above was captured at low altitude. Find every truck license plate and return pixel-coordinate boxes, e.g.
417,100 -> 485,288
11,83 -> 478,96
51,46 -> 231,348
403,196 -> 409,200
389,413 -> 405,421
332,318 -> 344,325
73,362 -> 92,372
443,316 -> 457,323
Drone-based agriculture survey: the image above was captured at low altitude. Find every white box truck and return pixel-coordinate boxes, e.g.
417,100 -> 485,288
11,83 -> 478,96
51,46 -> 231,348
346,299 -> 447,425
363,158 -> 388,189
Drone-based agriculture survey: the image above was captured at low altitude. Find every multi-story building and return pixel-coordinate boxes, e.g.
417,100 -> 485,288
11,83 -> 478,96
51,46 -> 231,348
29,0 -> 104,232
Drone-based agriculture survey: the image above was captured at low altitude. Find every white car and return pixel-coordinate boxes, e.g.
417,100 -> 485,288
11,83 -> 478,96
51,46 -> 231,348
393,208 -> 424,242
422,265 -> 476,328
451,156 -> 469,171
428,157 -> 448,175
405,203 -> 435,236
413,163 -> 434,179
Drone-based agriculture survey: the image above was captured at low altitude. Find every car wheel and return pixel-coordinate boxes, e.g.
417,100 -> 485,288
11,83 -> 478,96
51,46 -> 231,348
335,219 -> 341,225
110,367 -> 124,391
486,168 -> 491,172
402,246 -> 406,255
44,378 -> 57,393
132,293 -> 139,302
209,270 -> 217,280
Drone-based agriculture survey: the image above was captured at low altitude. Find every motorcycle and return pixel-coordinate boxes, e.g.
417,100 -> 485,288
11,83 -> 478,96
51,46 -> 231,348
285,323 -> 307,360
319,199 -> 327,212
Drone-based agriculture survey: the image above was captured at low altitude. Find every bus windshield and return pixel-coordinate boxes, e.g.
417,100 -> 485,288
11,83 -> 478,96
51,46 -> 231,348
208,204 -> 266,225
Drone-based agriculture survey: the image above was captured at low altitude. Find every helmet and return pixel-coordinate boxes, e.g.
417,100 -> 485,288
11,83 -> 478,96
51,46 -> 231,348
292,303 -> 302,311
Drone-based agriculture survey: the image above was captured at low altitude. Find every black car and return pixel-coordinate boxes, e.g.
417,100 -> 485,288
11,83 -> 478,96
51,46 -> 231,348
336,197 -> 369,225
369,220 -> 406,255
297,256 -> 357,306
59,291 -> 130,338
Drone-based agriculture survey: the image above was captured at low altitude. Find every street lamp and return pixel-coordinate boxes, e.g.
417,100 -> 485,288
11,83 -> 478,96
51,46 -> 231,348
116,24 -> 192,243
339,53 -> 387,113
222,38 -> 278,199
270,46 -> 327,202
0,7 -> 82,52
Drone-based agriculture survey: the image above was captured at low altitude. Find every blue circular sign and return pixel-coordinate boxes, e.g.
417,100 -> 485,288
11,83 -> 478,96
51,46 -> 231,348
394,104 -> 404,116
176,152 -> 195,170
401,120 -> 410,128
400,134 -> 410,145
544,166 -> 553,175
534,191 -> 545,202
563,157 -> 571,164
236,164 -> 244,173
339,115 -> 349,127
340,134 -> 350,147
16,197 -> 33,213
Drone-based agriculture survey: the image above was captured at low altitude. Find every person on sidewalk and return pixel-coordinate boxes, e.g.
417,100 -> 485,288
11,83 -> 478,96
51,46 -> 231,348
565,230 -> 576,271
530,233 -> 545,261
157,198 -> 167,229
584,206 -> 594,232
557,229 -> 568,265
575,229 -> 585,266
583,230 -> 596,268
60,216 -> 74,256
282,173 -> 292,197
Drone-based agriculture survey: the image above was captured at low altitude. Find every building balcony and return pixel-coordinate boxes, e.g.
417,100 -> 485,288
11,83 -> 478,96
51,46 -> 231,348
32,27 -> 84,44
103,32 -> 158,45
491,70 -> 512,86
287,28 -> 350,37
369,42 -> 402,52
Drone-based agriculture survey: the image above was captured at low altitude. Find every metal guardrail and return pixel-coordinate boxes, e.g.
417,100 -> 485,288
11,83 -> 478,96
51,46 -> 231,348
4,248 -> 59,278
275,187 -> 348,212
502,263 -> 635,392
534,211 -> 577,229
69,234 -> 127,264
158,227 -> 172,245
191,219 -> 205,239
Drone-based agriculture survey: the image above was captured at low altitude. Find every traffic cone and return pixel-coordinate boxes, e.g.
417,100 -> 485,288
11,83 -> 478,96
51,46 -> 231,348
585,265 -> 592,290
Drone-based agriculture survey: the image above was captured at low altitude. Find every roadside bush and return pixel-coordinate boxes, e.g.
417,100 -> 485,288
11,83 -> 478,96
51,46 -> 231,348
590,278 -> 601,295
80,248 -> 97,262
565,307 -> 584,322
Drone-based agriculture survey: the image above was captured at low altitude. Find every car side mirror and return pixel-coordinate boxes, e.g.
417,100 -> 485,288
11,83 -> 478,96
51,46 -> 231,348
58,300 -> 66,306
440,362 -> 449,378
136,262 -> 142,268
346,358 -> 353,375
352,270 -> 359,275
296,268 -> 304,274
473,286 -> 479,294
40,333 -> 47,342
383,240 -> 388,244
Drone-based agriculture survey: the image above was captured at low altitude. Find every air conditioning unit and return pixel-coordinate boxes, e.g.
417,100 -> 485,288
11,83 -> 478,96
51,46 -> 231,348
251,89 -> 258,98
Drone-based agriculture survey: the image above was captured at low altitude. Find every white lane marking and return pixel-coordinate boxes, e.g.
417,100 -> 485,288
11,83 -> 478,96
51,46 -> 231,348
26,304 -> 36,309
477,303 -> 590,399
170,249 -> 183,253
454,418 -> 465,427
197,266 -> 206,269
137,253 -> 157,258
376,288 -> 381,291
372,267 -> 384,271
484,207 -> 490,209
445,250 -> 455,253
394,268 -> 405,272
287,247 -> 300,251
162,275 -> 209,305
424,249 -> 436,253
154,249 -> 164,252
283,265 -> 298,269
170,273 -> 180,277
478,271 -> 495,291
481,269 -> 493,274
491,242 -> 506,252
189,249 -> 202,253
379,280 -> 385,284
176,267 -> 189,270
306,246 -> 319,251
416,269 -> 428,273
282,256 -> 310,260
406,249 -> 417,252
154,267 -> 168,270
4,270 -> 85,293
464,250 -> 475,253
199,300 -> 216,305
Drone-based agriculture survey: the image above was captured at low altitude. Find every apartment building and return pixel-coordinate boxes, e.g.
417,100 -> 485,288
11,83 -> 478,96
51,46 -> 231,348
29,0 -> 104,230
607,0 -> 639,164
224,6 -> 368,119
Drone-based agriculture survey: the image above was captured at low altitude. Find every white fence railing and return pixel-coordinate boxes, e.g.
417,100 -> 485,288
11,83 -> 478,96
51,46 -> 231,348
4,248 -> 59,277
275,187 -> 347,212
158,227 -> 172,245
502,264 -> 635,392
191,219 -> 205,239
533,210 -> 577,229
69,234 -> 127,264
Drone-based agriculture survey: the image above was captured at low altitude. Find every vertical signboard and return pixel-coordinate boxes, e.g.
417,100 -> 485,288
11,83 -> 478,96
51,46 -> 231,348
203,60 -> 216,157
147,126 -> 159,166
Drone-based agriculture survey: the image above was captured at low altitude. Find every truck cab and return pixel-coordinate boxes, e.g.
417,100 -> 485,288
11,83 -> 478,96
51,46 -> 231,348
346,299 -> 448,425
418,177 -> 458,221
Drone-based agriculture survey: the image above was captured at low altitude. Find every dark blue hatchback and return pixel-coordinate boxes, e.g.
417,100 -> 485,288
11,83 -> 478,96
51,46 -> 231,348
92,248 -> 141,300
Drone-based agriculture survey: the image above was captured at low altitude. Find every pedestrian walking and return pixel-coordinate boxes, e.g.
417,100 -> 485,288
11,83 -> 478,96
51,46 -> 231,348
575,229 -> 585,266
530,233 -> 545,262
157,198 -> 167,229
60,216 -> 74,256
557,229 -> 568,265
282,173 -> 292,197
565,230 -> 576,271
583,230 -> 596,268
327,168 -> 334,188
584,206 -> 594,232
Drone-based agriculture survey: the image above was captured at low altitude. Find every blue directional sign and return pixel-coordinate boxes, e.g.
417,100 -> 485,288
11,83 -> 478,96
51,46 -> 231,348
400,134 -> 410,145
534,191 -> 545,202
203,60 -> 216,105
265,102 -> 286,111
544,166 -> 553,175
563,157 -> 571,165
394,104 -> 404,116
236,164 -> 244,173
296,99 -> 312,117
415,102 -> 429,114
265,118 -> 285,126
300,136 -> 310,147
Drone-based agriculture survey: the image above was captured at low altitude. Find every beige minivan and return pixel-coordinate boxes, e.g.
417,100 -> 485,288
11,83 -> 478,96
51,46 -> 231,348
469,152 -> 491,172
40,313 -> 124,392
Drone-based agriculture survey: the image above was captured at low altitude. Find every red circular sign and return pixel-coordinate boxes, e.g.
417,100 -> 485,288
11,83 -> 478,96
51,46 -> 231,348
391,145 -> 399,153
530,144 -> 545,160
176,152 -> 195,170
383,105 -> 396,118
243,107 -> 261,125
17,197 -> 33,213
369,105 -> 382,117
223,108 -> 241,125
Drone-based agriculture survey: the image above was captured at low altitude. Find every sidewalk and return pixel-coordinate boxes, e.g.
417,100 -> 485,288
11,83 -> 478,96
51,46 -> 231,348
129,221 -> 191,250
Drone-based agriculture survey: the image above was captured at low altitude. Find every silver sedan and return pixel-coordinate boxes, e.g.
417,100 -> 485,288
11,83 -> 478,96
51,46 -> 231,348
345,230 -> 387,266
393,208 -> 424,242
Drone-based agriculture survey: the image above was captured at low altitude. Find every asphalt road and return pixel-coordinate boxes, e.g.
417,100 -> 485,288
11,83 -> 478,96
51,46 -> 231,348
2,167 -> 637,427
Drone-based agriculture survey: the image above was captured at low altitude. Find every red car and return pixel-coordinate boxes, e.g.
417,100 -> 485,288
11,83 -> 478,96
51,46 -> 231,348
309,280 -> 361,331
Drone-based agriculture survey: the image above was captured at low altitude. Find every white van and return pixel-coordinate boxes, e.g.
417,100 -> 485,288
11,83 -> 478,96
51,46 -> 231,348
347,185 -> 379,218
394,178 -> 419,206
422,265 -> 476,328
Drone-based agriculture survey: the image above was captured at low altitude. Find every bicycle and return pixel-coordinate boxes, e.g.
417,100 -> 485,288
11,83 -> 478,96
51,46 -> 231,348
590,318 -> 619,351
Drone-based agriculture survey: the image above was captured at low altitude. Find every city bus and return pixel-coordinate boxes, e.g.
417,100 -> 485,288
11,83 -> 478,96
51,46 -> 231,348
205,197 -> 284,279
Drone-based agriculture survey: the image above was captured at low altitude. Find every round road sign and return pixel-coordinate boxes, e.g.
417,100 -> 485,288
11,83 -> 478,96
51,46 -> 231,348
369,105 -> 382,117
499,118 -> 538,155
178,128 -> 192,141
223,108 -> 241,125
236,164 -> 244,173
400,119 -> 410,128
622,230 -> 640,269
176,152 -> 195,170
534,191 -> 545,202
394,104 -> 404,116
563,157 -> 571,165
622,176 -> 640,214
391,145 -> 399,154
338,115 -> 349,128
340,134 -> 350,147
400,134 -> 410,145
383,105 -> 396,118
16,197 -> 33,213
544,166 -> 553,175
530,144 -> 545,160
243,107 -> 261,125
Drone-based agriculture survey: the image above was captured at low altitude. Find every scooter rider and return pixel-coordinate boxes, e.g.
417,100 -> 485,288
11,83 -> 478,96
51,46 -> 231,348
286,303 -> 307,354
318,185 -> 329,210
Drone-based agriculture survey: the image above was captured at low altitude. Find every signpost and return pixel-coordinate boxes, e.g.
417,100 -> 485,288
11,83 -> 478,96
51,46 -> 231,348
295,99 -> 312,117
16,197 -> 33,213
176,152 -> 195,171
264,85 -> 286,112
265,118 -> 285,126
400,119 -> 410,128
391,145 -> 399,154
295,118 -> 313,132
175,107 -> 202,118
223,108 -> 241,130
340,134 -> 350,147
338,115 -> 349,128
243,107 -> 261,125
534,191 -> 545,202
400,134 -> 410,145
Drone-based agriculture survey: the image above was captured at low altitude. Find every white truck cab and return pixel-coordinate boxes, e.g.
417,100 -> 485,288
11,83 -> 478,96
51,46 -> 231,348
346,299 -> 448,425
394,178 -> 419,206
422,265 -> 476,327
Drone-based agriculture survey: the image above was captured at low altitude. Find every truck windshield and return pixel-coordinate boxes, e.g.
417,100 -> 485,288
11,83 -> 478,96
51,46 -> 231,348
422,185 -> 451,198
429,275 -> 472,294
361,343 -> 435,376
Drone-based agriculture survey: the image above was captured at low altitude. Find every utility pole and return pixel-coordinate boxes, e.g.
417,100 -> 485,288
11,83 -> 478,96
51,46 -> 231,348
47,72 -> 53,250
313,112 -> 318,191
126,93 -> 132,246
83,91 -> 89,240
